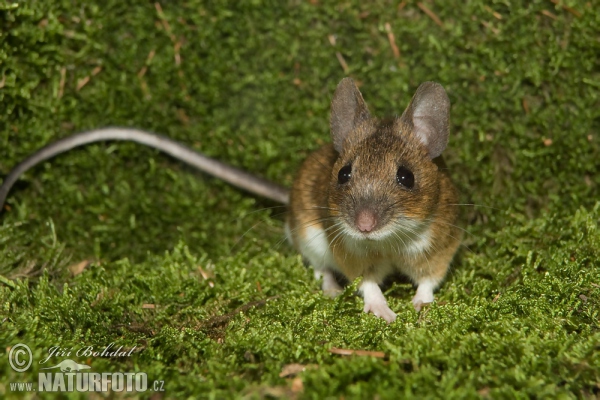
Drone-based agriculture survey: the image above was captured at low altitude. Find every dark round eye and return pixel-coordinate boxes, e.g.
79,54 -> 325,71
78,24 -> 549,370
396,166 -> 414,189
338,164 -> 352,184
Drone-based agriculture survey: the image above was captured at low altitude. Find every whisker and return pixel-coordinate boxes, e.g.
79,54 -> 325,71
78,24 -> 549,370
227,205 -> 288,223
420,217 -> 474,238
446,203 -> 504,211
321,222 -> 345,265
290,184 -> 331,197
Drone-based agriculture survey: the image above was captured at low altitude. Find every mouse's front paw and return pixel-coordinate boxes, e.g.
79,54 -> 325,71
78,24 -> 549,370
323,287 -> 343,298
318,269 -> 343,298
363,302 -> 397,323
411,292 -> 434,312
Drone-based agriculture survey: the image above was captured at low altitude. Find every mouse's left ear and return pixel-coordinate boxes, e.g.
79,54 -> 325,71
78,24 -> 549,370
401,82 -> 450,159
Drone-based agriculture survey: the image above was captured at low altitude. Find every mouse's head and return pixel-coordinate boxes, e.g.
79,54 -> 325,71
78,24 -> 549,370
327,78 -> 451,246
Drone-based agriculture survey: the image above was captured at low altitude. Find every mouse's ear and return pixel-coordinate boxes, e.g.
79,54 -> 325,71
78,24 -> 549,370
330,78 -> 371,153
401,82 -> 450,159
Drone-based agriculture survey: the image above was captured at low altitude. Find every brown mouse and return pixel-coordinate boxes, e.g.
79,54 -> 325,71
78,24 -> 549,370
0,78 -> 460,323
286,78 -> 461,323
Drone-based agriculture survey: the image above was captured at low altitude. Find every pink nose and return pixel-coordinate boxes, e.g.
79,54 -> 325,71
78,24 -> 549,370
356,210 -> 377,233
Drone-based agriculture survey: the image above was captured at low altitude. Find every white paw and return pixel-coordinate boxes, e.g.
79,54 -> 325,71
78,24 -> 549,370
319,270 -> 343,298
411,291 -> 434,312
363,301 -> 397,323
412,278 -> 437,312
323,286 -> 342,298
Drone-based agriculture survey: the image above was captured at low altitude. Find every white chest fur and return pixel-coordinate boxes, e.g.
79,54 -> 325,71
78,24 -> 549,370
286,222 -> 337,273
287,218 -> 433,277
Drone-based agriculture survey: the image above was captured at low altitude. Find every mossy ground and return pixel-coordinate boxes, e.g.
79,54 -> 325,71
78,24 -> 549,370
1,1 -> 599,398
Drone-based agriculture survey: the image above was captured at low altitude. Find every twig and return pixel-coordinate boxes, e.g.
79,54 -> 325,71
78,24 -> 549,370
335,52 -> 349,73
76,67 -> 102,91
484,5 -> 502,19
154,2 -> 176,42
57,67 -> 66,99
155,2 -> 182,67
137,49 -> 156,78
76,76 -> 90,91
139,79 -> 150,99
199,296 -> 280,329
328,34 -> 349,73
328,347 -> 386,358
541,10 -> 558,20
328,34 -> 336,46
279,363 -> 317,378
481,21 -> 500,35
137,67 -> 148,79
137,49 -> 156,99
174,41 -> 182,66
197,264 -> 214,287
522,98 -> 530,114
68,259 -> 91,276
417,2 -> 444,28
549,0 -> 581,17
384,23 -> 400,59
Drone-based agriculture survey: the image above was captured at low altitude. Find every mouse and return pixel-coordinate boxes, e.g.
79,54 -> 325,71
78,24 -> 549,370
286,78 -> 461,323
0,78 -> 460,323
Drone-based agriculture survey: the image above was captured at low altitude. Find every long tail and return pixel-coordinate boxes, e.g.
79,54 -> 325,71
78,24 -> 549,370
0,127 -> 290,210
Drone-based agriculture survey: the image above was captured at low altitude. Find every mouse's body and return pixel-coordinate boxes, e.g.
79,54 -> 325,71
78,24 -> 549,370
287,79 -> 460,322
0,78 -> 460,323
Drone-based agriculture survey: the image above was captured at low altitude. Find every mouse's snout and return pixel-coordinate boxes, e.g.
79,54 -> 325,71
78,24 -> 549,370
355,209 -> 378,233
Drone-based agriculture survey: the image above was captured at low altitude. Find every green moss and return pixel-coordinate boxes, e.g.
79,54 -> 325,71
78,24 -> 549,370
1,0 -> 599,398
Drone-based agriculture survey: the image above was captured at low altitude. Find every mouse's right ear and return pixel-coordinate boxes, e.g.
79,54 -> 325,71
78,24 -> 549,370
330,78 -> 371,153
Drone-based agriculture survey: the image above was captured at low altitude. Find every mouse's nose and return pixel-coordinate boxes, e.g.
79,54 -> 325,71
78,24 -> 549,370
356,209 -> 378,233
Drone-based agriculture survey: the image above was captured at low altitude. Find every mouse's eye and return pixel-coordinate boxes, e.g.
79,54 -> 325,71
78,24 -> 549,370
338,164 -> 352,184
396,166 -> 414,189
